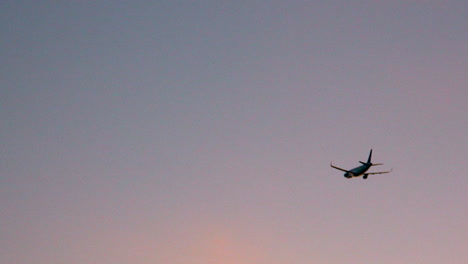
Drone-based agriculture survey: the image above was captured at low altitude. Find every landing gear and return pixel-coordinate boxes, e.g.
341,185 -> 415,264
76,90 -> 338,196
363,174 -> 368,179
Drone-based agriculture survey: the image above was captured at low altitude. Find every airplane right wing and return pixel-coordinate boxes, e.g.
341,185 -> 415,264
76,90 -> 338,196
330,162 -> 350,172
367,169 -> 392,175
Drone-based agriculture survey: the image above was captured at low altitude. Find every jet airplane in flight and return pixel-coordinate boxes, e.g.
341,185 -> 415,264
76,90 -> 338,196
330,149 -> 391,179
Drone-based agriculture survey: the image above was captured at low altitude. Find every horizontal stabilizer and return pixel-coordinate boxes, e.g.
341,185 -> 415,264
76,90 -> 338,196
371,163 -> 383,166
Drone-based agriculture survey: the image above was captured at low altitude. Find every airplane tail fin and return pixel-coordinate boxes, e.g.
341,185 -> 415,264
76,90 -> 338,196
367,149 -> 373,164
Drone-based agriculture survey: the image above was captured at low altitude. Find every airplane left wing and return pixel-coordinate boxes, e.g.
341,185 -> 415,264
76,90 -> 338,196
330,162 -> 350,172
367,169 -> 392,175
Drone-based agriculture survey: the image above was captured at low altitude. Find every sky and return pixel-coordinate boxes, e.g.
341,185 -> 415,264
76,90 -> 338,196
1,1 -> 467,263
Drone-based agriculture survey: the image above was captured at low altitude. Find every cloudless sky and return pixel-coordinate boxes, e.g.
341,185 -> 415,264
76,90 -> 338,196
1,1 -> 467,263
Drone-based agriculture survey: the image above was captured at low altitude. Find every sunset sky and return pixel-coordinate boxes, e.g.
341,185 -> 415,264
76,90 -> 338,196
1,1 -> 467,263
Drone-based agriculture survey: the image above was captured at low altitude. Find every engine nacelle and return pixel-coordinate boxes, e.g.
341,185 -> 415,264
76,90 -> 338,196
344,172 -> 354,178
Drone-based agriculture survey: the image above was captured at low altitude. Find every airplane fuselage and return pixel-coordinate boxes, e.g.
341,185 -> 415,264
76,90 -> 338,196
344,164 -> 371,178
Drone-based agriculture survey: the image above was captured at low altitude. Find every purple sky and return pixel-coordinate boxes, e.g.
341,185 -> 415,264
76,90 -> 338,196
1,1 -> 467,263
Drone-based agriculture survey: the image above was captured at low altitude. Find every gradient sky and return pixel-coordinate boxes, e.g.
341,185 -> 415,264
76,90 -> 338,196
1,1 -> 467,263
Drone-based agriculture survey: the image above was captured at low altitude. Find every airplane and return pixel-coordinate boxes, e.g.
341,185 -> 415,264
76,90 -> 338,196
330,149 -> 391,179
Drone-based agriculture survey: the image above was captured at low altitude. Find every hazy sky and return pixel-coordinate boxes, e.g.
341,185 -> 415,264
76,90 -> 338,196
1,1 -> 467,263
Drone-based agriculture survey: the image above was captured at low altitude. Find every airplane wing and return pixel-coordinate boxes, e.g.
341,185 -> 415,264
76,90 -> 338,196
330,162 -> 350,172
367,169 -> 392,175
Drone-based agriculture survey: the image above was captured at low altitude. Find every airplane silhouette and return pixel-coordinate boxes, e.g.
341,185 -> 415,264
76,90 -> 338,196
330,149 -> 392,179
